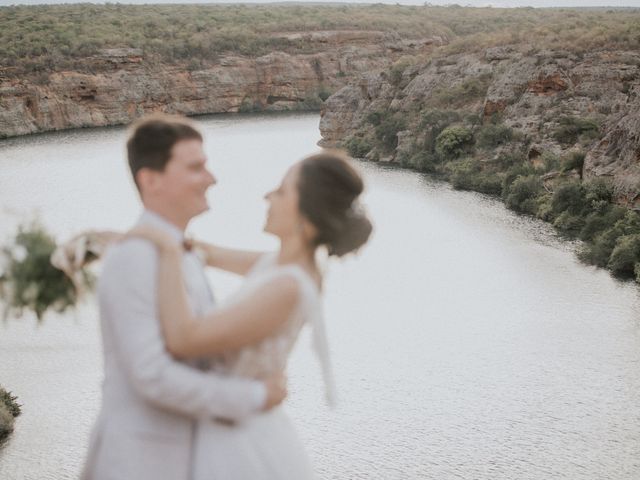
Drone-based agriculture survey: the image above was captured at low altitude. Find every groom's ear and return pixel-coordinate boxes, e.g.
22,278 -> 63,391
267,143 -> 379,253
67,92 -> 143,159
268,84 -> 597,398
136,167 -> 162,195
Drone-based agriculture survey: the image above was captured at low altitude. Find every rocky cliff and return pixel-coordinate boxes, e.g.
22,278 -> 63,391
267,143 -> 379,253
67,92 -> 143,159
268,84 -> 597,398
319,47 -> 640,206
0,32 -> 442,138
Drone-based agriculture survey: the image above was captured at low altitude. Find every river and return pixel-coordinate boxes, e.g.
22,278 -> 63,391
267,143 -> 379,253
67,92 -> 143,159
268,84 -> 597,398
0,113 -> 639,479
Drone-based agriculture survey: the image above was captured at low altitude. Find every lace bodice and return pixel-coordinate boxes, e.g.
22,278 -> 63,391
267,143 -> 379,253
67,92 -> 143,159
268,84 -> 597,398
212,253 -> 336,406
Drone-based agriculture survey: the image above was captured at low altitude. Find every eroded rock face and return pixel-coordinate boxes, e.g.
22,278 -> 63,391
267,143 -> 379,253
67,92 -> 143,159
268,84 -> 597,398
319,86 -> 364,148
0,53 -> 334,137
318,73 -> 389,148
0,35 -> 439,138
319,47 -> 640,202
584,101 -> 640,209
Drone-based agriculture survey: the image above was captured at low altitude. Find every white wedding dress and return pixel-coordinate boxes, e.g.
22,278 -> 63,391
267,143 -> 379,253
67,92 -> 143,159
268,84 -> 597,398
192,253 -> 336,480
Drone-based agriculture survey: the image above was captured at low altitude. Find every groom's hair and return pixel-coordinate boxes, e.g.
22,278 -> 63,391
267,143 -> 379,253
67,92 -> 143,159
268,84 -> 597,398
127,114 -> 203,190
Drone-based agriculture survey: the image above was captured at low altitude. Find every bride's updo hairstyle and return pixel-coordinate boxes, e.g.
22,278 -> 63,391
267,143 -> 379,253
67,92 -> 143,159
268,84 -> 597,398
297,151 -> 372,257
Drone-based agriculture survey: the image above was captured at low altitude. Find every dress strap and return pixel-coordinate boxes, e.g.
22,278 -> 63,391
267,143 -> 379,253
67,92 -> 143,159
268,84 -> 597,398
308,301 -> 337,408
282,265 -> 337,408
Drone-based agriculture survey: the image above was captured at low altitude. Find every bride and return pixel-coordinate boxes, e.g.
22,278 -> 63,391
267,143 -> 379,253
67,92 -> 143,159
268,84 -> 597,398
122,150 -> 372,479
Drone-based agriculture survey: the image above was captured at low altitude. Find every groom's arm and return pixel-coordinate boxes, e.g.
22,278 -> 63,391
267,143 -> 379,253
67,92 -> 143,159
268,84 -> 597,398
99,239 -> 267,421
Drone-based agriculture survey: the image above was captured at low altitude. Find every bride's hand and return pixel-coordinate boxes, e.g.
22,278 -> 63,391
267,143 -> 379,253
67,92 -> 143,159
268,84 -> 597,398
52,230 -> 123,282
124,226 -> 179,253
262,372 -> 288,411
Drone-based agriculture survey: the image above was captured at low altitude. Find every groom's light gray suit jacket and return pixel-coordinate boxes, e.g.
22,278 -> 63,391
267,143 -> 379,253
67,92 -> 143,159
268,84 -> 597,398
82,211 -> 265,480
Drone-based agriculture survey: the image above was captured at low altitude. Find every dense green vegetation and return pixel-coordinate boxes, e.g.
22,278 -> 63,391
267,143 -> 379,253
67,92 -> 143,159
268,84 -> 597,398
1,4 -> 639,75
0,386 -> 20,444
346,102 -> 640,283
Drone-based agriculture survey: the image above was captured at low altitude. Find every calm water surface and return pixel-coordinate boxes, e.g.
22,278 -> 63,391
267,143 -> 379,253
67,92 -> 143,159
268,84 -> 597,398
0,113 -> 639,479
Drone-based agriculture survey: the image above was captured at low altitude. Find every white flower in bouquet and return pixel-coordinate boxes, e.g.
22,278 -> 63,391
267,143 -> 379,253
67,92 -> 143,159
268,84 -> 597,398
11,245 -> 28,263
20,283 -> 40,304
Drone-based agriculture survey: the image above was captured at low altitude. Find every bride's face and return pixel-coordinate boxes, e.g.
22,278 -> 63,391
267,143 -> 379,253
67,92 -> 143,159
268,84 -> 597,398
264,164 -> 304,239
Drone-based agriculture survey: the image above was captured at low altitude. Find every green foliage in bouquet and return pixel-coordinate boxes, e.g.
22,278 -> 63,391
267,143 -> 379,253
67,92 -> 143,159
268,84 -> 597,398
0,223 -> 93,322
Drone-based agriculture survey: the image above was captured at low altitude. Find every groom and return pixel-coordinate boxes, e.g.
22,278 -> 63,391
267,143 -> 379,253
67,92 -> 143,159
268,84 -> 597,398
82,114 -> 286,480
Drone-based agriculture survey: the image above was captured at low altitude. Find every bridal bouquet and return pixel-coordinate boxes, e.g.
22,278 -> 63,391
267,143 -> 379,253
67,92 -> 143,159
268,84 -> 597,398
0,223 -> 110,321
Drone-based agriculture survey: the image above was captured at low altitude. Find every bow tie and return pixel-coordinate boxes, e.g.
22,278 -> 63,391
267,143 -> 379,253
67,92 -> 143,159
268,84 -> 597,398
182,238 -> 194,252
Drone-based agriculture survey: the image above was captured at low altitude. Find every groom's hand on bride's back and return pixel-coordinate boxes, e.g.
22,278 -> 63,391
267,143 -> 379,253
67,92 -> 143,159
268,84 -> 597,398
262,372 -> 287,411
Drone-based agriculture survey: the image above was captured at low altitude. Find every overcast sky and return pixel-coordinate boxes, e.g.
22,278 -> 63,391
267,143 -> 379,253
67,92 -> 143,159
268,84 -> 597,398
0,0 -> 638,8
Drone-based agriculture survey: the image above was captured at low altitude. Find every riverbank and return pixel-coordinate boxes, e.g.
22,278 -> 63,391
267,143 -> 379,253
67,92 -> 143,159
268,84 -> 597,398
317,10 -> 640,282
2,5 -> 638,138
347,140 -> 640,283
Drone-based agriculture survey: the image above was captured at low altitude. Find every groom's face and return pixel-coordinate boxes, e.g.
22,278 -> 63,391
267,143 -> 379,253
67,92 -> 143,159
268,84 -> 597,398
155,139 -> 216,221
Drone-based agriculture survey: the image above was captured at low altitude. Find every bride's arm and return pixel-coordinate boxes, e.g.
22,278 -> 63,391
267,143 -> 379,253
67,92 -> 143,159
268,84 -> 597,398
127,227 -> 299,359
194,241 -> 265,276
157,247 -> 299,358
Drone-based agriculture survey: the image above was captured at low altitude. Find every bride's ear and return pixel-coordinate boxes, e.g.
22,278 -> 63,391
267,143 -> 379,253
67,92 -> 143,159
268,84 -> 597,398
300,218 -> 318,245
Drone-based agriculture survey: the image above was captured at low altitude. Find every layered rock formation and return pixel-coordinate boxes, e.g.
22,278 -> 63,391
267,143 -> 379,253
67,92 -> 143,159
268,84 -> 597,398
583,102 -> 640,208
319,48 -> 640,205
0,32 -> 442,138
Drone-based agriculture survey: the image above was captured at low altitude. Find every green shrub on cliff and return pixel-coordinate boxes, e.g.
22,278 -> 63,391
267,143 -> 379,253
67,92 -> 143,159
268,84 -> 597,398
429,74 -> 492,108
579,205 -> 626,242
553,116 -> 600,145
501,162 -> 536,195
449,159 -> 502,195
577,181 -> 619,241
435,126 -> 473,159
388,56 -> 416,87
399,109 -> 463,172
493,151 -> 527,170
345,136 -> 373,159
541,153 -> 561,174
406,150 -> 437,172
549,181 -> 621,237
608,234 -> 640,278
551,181 -> 587,217
476,124 -> 513,149
373,114 -> 406,153
579,211 -> 640,267
584,178 -> 614,205
553,211 -> 585,237
581,229 -> 623,267
535,193 -> 554,221
505,175 -> 543,215
450,159 -> 478,190
318,87 -> 332,102
561,151 -> 586,176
